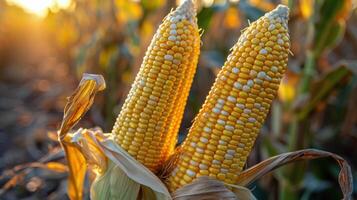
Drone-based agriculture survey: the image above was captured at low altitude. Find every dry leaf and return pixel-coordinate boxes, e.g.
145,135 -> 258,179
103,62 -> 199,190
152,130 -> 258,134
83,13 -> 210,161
57,73 -> 105,200
235,149 -> 353,200
58,73 -> 105,140
45,162 -> 68,173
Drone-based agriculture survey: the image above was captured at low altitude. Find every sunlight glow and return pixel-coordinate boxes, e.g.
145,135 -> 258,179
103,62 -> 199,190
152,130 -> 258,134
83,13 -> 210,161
6,0 -> 71,17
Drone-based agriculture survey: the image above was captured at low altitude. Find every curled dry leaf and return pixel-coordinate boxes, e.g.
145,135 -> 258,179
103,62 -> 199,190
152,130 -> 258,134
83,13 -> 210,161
235,149 -> 353,200
57,73 -> 105,200
58,73 -> 105,139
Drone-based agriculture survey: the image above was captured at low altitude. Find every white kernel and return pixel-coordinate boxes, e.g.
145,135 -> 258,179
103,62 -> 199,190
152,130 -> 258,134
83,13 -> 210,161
203,127 -> 211,133
196,147 -> 204,153
238,143 -> 245,148
169,30 -> 177,35
254,103 -> 261,108
215,103 -> 223,109
219,140 -> 227,145
244,109 -> 251,114
200,137 -> 209,143
190,160 -> 198,166
190,142 -> 197,147
259,48 -> 268,54
243,85 -> 250,92
227,149 -> 235,155
227,96 -> 236,102
221,110 -> 229,116
225,125 -> 235,131
217,119 -> 225,125
248,117 -> 256,123
220,76 -> 227,81
250,70 -> 257,77
225,154 -> 233,159
271,66 -> 278,72
236,103 -> 245,109
266,75 -> 272,81
170,23 -> 177,29
278,39 -> 284,45
199,164 -> 208,170
247,80 -> 254,87
212,108 -> 220,113
232,67 -> 239,74
237,120 -> 244,125
186,169 -> 196,177
170,17 -> 178,23
164,54 -> 173,61
268,24 -> 275,31
139,80 -> 145,86
234,82 -> 242,89
218,99 -> 225,104
168,35 -> 176,41
213,160 -> 221,164
220,168 -> 229,173
257,71 -> 266,79
254,78 -> 263,84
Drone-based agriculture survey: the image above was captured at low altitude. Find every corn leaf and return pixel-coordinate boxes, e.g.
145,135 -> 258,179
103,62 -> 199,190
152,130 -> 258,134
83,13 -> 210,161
297,61 -> 355,119
235,149 -> 353,200
313,0 -> 352,56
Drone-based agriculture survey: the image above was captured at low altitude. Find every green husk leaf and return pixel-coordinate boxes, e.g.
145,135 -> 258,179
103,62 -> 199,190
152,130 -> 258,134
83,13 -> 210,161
297,61 -> 355,119
91,161 -> 141,199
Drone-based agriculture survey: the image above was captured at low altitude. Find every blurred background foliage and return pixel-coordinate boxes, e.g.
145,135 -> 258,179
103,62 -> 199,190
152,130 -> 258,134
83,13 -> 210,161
0,0 -> 356,199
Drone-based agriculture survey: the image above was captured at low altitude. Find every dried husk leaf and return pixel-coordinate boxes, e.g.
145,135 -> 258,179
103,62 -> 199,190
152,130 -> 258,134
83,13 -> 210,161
58,73 -> 105,140
58,73 -> 105,200
235,149 -> 353,200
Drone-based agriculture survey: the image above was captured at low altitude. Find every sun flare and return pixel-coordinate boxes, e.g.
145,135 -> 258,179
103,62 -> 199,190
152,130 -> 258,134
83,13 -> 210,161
6,0 -> 71,17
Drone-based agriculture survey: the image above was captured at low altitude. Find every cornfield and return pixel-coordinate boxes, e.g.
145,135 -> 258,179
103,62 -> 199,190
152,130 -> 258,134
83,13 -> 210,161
0,0 -> 356,199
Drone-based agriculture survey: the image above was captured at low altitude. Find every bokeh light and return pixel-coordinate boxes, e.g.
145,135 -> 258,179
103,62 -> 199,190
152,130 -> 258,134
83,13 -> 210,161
6,0 -> 71,17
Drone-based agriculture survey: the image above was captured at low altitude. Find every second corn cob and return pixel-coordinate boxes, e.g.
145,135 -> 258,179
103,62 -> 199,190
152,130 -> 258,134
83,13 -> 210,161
166,5 -> 290,191
112,0 -> 200,172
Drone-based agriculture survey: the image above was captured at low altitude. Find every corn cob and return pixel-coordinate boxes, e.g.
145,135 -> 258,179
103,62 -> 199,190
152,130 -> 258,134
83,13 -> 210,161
166,5 -> 290,191
112,0 -> 200,172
